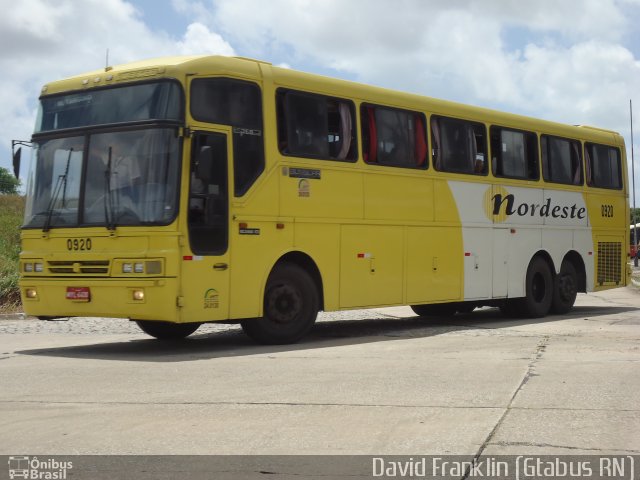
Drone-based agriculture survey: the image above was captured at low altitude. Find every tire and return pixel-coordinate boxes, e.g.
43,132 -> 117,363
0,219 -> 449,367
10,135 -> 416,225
411,303 -> 457,317
136,320 -> 200,340
551,261 -> 578,314
241,263 -> 319,344
520,256 -> 553,318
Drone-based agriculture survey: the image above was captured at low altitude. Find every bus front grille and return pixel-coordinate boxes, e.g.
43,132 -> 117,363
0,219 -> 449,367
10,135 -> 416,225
596,242 -> 622,285
47,260 -> 110,276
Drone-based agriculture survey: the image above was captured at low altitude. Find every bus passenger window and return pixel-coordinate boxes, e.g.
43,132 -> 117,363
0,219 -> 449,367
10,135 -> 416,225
585,143 -> 622,189
276,89 -> 356,162
490,126 -> 538,180
431,116 -> 487,175
541,135 -> 583,186
360,104 -> 427,169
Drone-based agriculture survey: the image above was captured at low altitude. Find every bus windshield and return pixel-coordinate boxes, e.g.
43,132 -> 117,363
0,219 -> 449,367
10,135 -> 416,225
23,128 -> 181,229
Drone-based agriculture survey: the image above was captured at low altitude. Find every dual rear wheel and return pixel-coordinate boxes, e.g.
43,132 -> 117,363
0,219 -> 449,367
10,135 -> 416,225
500,257 -> 578,318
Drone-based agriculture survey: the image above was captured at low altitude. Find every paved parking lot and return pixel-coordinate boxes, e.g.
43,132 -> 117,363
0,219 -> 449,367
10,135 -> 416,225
0,286 -> 639,457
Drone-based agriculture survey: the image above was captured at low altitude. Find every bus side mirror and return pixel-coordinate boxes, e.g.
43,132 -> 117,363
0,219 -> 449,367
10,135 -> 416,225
12,147 -> 21,179
11,140 -> 32,179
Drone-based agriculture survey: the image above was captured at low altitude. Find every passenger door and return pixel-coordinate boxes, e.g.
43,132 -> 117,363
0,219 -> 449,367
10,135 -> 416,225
180,129 -> 232,321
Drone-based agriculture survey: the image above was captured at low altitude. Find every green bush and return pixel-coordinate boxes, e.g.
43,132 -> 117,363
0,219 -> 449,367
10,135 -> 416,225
0,195 -> 24,312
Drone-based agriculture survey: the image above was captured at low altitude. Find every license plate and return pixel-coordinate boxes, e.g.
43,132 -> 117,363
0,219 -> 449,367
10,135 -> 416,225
66,287 -> 91,302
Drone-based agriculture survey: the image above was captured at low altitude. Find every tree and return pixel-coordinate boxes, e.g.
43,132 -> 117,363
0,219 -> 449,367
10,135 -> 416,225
0,167 -> 20,195
632,208 -> 640,226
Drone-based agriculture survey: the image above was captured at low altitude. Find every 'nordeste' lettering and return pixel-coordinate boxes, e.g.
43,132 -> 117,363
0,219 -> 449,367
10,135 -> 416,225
492,194 -> 586,220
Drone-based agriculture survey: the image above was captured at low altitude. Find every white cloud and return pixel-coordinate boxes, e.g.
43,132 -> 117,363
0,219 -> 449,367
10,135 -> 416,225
0,0 -> 233,176
177,22 -> 235,56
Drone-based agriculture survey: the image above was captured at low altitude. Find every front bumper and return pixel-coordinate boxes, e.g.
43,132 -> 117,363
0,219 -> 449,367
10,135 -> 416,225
20,278 -> 180,322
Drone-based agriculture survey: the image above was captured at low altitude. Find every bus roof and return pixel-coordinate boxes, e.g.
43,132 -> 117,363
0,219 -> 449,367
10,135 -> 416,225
40,55 -> 623,145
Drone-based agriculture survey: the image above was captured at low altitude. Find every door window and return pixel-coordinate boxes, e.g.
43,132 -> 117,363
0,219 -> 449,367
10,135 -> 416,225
188,133 -> 228,255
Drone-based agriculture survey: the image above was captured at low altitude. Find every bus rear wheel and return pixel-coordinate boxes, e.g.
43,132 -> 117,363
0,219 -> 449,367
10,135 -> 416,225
520,256 -> 553,318
136,320 -> 200,340
551,261 -> 578,314
241,263 -> 319,345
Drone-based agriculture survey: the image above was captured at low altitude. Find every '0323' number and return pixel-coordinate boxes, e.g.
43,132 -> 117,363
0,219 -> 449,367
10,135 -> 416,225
601,204 -> 614,218
67,238 -> 92,251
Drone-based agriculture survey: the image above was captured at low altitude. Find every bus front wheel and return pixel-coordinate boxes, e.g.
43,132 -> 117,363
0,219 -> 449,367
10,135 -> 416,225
136,320 -> 200,340
241,263 -> 319,344
411,303 -> 458,317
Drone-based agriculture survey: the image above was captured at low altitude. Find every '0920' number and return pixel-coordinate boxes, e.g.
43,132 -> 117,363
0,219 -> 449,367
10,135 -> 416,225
67,238 -> 92,251
601,204 -> 614,218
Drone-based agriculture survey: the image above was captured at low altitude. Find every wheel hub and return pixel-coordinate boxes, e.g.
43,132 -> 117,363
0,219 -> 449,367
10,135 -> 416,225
558,274 -> 576,300
266,284 -> 302,324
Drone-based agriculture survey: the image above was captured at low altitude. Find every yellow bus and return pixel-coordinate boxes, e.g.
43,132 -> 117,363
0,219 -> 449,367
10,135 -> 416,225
17,55 -> 630,344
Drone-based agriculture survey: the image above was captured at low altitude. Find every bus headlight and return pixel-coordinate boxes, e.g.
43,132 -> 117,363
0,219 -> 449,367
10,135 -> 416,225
132,289 -> 145,301
25,288 -> 38,299
118,259 -> 164,275
23,262 -> 44,273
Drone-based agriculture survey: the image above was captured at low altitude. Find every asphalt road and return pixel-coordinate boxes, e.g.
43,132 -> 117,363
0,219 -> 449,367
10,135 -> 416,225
0,286 -> 638,463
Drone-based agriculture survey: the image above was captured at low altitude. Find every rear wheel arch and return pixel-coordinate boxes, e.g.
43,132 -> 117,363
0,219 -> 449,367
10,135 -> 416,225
533,250 -> 556,278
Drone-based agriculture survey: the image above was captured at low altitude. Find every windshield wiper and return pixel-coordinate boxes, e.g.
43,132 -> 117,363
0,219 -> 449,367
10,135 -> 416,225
43,148 -> 73,232
103,146 -> 117,230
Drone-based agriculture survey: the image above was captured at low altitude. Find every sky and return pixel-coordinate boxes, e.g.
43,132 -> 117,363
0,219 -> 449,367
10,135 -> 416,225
1,0 -> 640,206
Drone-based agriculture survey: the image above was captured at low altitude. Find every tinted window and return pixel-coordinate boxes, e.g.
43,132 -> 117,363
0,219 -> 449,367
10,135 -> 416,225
361,105 -> 427,168
431,116 -> 487,174
277,90 -> 356,161
490,126 -> 538,180
586,143 -> 622,189
37,81 -> 183,132
541,135 -> 583,185
191,78 -> 264,196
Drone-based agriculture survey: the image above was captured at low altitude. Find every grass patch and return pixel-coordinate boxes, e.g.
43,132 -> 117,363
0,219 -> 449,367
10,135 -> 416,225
0,195 -> 24,313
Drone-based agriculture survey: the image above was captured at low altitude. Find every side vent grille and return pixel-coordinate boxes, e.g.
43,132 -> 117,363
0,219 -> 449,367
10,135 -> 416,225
597,242 -> 621,285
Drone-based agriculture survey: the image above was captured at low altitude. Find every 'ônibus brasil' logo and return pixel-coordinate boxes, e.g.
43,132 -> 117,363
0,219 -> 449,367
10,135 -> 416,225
204,289 -> 219,309
483,186 -> 586,223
